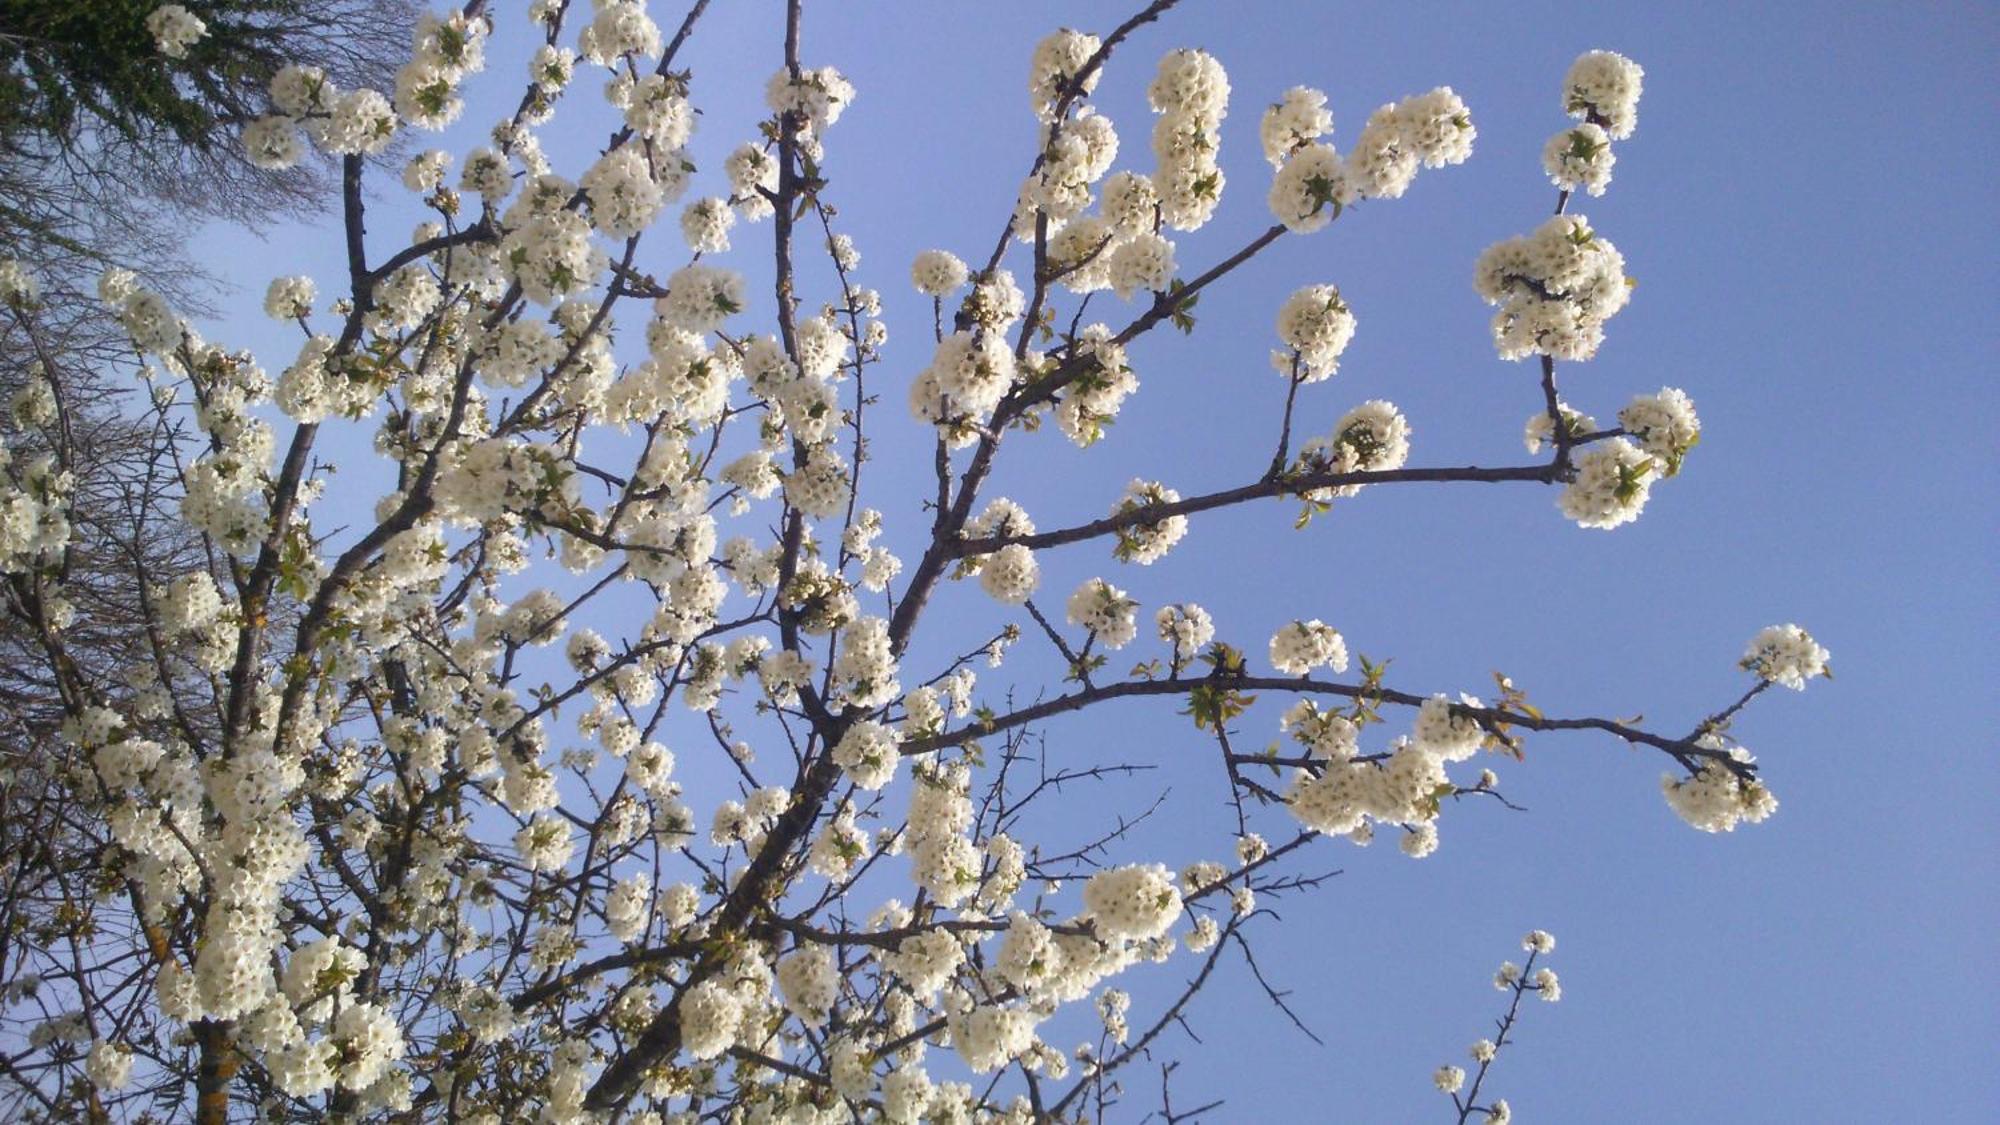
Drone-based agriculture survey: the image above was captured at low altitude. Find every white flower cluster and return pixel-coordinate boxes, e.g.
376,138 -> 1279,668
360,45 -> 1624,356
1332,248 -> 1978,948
1274,283 -> 1357,382
173,751 -> 338,1086
880,924 -> 964,1011
950,1005 -> 1039,1074
899,671 -> 974,741
1564,50 -> 1645,140
1357,87 -> 1476,193
832,616 -> 901,709
1107,232 -> 1177,301
1269,86 -> 1474,233
616,72 -> 697,149
581,145 -> 677,239
1281,700 -> 1360,759
915,329 -> 1017,425
1542,122 -> 1616,197
401,148 -> 449,193
657,262 -> 747,334
904,762 -> 982,909
776,946 -> 839,1027
1558,437 -> 1656,529
1663,742 -> 1779,832
246,47 -> 414,168
1618,387 -> 1701,476
808,808 -> 871,879
1741,624 -> 1830,689
499,196 -> 605,307
515,815 -> 573,872
766,64 -> 856,137
678,979 -> 742,1060
146,4 -> 208,59
1082,864 -> 1183,940
0,441 -> 73,575
1522,400 -> 1596,456
72,707 -> 202,919
1147,48 -> 1231,232
724,143 -> 778,221
1268,141 -> 1351,234
1284,723 -> 1471,856
833,720 -> 899,790
680,196 -> 735,253
1054,326 -> 1138,447
1020,109 -> 1118,236
151,570 -> 233,668
1294,399 -> 1412,500
9,370 -> 55,430
0,258 -> 39,306
1269,619 -> 1348,676
1261,86 -> 1332,167
1066,578 -> 1138,648
86,1040 -> 133,1091
1412,694 -> 1486,762
1110,479 -> 1187,563
104,272 -> 184,356
910,249 -> 970,298
979,543 -> 1040,606
393,12 -> 490,130
1475,213 -> 1632,362
262,275 -> 315,320
1155,602 -> 1215,668
454,986 -> 515,1046
581,2 -> 663,65
1028,29 -> 1102,121
605,872 -> 651,942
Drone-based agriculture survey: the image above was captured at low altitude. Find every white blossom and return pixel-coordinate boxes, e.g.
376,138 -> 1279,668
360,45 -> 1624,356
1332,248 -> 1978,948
911,249 -> 970,297
1082,864 -> 1182,940
1741,624 -> 1830,689
1275,284 -> 1357,382
1564,50 -> 1645,139
146,4 -> 207,59
1559,437 -> 1656,529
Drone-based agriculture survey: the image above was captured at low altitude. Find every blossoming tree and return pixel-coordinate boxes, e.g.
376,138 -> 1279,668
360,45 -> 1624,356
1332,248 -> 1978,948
0,1 -> 1831,1121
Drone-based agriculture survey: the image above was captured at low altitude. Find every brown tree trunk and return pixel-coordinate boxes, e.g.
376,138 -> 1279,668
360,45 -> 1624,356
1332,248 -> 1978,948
193,1020 -> 237,1125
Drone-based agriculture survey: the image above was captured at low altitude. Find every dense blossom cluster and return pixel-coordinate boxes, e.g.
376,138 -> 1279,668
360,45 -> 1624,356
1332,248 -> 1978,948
1082,864 -> 1184,940
1109,478 -> 1188,563
146,4 -> 208,59
1475,213 -> 1632,362
1028,29 -> 1102,122
1144,48 -> 1230,231
1559,437 -> 1657,529
1543,122 -> 1616,196
1565,50 -> 1645,139
1619,386 -> 1701,475
1741,623 -> 1832,689
1292,398 -> 1412,502
1662,746 -> 1781,832
1274,283 -> 1357,382
1155,602 -> 1214,668
1268,85 -> 1474,233
1066,577 -> 1139,648
1269,619 -> 1349,676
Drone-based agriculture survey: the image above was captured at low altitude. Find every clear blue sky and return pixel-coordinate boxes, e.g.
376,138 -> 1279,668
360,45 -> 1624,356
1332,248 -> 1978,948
196,1 -> 1996,1120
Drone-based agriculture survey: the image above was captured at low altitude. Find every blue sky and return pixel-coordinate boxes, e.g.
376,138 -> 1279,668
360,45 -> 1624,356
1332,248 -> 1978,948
194,1 -> 1996,1119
